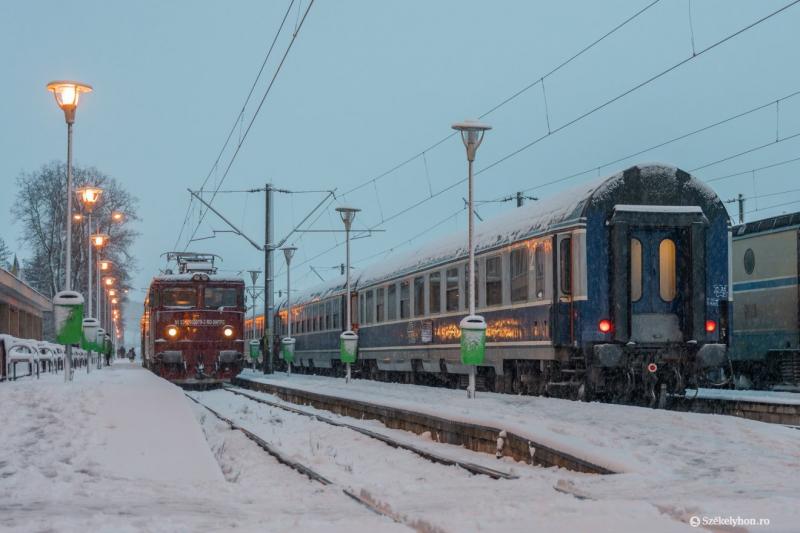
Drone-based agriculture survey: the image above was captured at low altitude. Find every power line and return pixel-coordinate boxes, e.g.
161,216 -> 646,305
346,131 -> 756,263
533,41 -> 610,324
338,0 -> 663,199
288,1 -> 799,284
186,0 -> 315,249
173,0 -> 297,251
706,153 -> 800,183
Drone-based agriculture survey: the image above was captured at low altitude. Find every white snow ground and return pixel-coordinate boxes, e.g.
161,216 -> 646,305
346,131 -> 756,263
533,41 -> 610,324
237,370 -> 800,532
0,364 -> 404,532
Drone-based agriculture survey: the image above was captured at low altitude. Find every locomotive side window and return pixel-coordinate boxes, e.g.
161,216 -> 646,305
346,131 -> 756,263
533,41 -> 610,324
659,238 -> 677,301
387,283 -> 398,320
203,287 -> 238,309
429,271 -> 441,314
486,256 -> 503,306
534,244 -> 545,298
414,276 -> 425,317
446,267 -> 459,312
376,288 -> 385,323
400,280 -> 410,319
162,287 -> 196,308
559,237 -> 572,295
631,239 -> 643,302
510,247 -> 528,303
744,248 -> 755,275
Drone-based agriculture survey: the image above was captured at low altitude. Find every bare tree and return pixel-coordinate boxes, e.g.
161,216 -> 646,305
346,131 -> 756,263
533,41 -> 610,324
0,237 -> 11,269
13,161 -> 139,331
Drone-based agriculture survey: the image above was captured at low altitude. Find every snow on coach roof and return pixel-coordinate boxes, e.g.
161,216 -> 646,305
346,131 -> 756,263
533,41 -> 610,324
283,164 -> 725,302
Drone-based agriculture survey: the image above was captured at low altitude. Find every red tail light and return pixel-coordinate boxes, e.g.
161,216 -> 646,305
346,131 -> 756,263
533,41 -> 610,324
705,320 -> 717,333
598,319 -> 613,333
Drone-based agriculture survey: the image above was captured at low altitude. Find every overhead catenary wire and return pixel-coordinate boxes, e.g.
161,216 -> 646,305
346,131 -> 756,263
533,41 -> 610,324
337,0 -> 663,200
183,0 -> 315,249
173,0 -> 298,251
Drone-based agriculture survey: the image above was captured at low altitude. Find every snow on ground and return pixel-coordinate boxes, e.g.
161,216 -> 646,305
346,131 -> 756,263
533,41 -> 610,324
0,364 -> 403,532
239,370 -> 800,532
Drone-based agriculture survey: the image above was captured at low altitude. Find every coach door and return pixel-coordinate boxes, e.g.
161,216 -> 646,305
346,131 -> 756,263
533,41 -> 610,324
629,229 -> 683,343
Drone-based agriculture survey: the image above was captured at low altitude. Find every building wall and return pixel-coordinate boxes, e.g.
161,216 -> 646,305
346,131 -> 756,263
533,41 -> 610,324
0,269 -> 51,341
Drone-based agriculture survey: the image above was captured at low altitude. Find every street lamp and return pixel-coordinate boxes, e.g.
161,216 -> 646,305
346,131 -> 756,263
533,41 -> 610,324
451,119 -> 491,399
281,246 -> 297,375
76,186 -> 103,319
92,233 -> 110,331
335,206 -> 360,384
111,211 -> 125,222
47,80 -> 92,383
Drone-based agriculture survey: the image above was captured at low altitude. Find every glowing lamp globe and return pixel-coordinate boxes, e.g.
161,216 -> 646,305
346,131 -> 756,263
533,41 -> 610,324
46,81 -> 93,123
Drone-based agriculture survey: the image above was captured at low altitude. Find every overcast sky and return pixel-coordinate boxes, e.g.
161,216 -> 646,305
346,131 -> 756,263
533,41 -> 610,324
3,0 -> 800,343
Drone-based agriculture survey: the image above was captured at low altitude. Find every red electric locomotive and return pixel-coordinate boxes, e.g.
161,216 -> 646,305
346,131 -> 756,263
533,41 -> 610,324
141,253 -> 245,388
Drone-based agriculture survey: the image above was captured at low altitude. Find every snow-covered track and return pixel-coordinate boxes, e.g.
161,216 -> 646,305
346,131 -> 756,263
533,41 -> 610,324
185,392 -> 437,532
223,385 -> 518,480
232,375 -> 615,474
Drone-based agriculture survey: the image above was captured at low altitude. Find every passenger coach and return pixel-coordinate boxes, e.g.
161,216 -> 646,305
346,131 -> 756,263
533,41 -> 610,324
275,164 -> 732,404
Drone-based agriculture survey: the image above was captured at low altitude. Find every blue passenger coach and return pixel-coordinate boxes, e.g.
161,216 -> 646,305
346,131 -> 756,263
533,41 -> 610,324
275,164 -> 731,404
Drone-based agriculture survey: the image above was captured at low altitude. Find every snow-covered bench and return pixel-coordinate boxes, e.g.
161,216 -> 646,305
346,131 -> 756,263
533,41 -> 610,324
1,335 -> 41,380
36,342 -> 59,373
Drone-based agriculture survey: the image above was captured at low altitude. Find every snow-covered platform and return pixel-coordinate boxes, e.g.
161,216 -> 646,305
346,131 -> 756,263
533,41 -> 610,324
0,364 -> 403,532
237,370 -> 800,532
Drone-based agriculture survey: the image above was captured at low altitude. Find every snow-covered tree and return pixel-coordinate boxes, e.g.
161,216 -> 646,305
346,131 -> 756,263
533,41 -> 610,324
12,161 -> 140,334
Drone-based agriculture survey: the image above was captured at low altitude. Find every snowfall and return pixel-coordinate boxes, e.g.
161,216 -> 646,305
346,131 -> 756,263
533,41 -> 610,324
1,364 -> 799,532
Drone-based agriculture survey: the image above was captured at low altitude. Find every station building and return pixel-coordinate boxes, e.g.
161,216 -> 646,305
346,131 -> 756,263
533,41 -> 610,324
0,267 -> 52,340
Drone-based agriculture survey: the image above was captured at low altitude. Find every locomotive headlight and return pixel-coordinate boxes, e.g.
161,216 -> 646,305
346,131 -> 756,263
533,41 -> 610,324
705,320 -> 717,333
223,325 -> 234,338
166,325 -> 179,338
598,319 -> 613,334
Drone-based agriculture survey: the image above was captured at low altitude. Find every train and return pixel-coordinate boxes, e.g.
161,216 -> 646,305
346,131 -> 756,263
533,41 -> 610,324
257,164 -> 734,405
731,212 -> 800,390
141,253 -> 245,388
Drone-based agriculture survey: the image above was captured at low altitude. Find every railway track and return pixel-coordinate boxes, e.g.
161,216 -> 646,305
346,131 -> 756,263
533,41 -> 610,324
222,385 -> 518,480
186,392 -> 449,533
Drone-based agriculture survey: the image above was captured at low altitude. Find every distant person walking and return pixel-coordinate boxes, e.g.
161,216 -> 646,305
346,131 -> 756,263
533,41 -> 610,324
127,348 -> 136,362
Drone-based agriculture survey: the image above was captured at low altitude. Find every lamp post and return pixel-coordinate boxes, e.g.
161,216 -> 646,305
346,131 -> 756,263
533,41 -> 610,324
336,206 -> 360,384
451,119 -> 491,399
281,246 -> 297,375
92,234 -> 109,331
76,186 -> 103,317
47,80 -> 92,382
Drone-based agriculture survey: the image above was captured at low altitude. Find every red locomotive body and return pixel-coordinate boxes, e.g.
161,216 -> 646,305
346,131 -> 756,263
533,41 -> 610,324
141,254 -> 245,388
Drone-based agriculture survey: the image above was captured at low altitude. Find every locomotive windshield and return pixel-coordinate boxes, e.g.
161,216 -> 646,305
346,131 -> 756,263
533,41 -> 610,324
204,286 -> 239,309
162,287 -> 196,308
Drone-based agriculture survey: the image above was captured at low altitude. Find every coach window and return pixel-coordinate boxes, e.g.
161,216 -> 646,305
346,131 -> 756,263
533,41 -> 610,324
359,293 -> 365,325
332,300 -> 339,330
446,267 -> 459,312
204,287 -> 238,309
429,271 -> 441,314
659,239 -> 677,301
534,244 -> 545,299
510,247 -> 528,303
365,290 -> 375,324
631,239 -> 643,302
560,237 -> 572,295
387,283 -> 398,320
400,280 -> 410,319
162,287 -> 196,308
325,300 -> 332,330
414,276 -> 425,317
376,287 -> 385,323
486,256 -> 503,306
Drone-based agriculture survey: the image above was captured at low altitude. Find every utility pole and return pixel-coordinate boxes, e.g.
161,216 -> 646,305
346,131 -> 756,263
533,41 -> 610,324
726,194 -> 745,224
264,184 -> 274,374
737,193 -> 745,224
